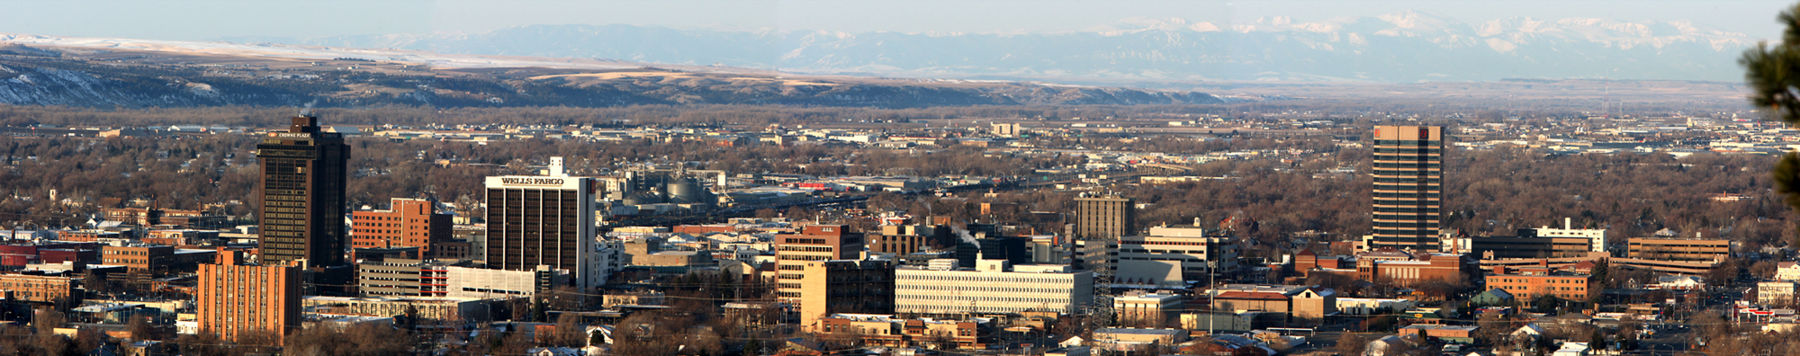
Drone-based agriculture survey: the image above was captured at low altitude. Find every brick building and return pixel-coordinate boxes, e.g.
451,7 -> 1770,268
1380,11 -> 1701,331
0,273 -> 77,304
197,254 -> 300,344
1483,266 -> 1597,303
350,198 -> 452,259
102,245 -> 175,273
774,225 -> 863,302
815,314 -> 992,350
798,259 -> 894,327
867,223 -> 949,255
1355,252 -> 1466,286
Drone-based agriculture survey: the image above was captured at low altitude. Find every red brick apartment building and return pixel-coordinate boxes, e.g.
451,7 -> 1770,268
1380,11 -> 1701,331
350,198 -> 452,258
196,254 -> 300,344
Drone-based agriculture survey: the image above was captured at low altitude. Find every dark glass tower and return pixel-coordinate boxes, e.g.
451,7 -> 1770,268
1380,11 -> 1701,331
256,115 -> 350,267
1372,125 -> 1444,251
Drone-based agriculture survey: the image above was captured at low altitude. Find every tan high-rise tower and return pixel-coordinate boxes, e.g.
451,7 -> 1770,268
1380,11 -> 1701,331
1372,125 -> 1444,251
1073,195 -> 1135,241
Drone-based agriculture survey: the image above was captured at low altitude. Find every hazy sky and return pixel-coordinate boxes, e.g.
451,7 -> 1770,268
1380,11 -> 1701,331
0,0 -> 1793,41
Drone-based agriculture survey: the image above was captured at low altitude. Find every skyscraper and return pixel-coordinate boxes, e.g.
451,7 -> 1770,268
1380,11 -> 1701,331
1371,125 -> 1444,251
484,157 -> 599,288
256,115 -> 349,267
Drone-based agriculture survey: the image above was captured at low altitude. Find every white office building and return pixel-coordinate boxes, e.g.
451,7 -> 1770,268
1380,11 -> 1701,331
1112,223 -> 1239,288
894,259 -> 1093,316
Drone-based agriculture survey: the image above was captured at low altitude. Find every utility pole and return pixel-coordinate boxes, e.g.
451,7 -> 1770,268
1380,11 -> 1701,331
1208,260 -> 1216,336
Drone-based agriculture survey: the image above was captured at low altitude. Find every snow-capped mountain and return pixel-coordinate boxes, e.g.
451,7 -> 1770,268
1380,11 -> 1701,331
255,11 -> 1759,83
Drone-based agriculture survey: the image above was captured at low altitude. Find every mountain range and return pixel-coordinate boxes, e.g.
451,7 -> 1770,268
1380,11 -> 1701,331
240,11 -> 1760,84
0,36 -> 1224,109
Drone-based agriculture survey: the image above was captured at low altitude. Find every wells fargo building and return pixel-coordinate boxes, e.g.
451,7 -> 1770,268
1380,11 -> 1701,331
483,167 -> 597,288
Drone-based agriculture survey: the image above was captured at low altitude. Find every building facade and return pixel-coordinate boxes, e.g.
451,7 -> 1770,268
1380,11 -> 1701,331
815,314 -> 992,350
0,273 -> 77,304
1627,238 -> 1729,263
868,223 -> 948,255
351,198 -> 452,258
1483,267 -> 1596,302
1114,293 -> 1183,327
102,244 -> 175,274
893,260 -> 1093,316
1371,125 -> 1444,251
445,265 -> 569,299
1112,224 -> 1239,287
799,259 -> 895,327
197,260 -> 300,344
256,115 -> 350,267
355,258 -> 448,297
774,225 -> 863,302
303,296 -> 491,323
1073,196 -> 1135,241
1526,218 -> 1607,253
1355,252 -> 1465,286
483,157 -> 599,288
1759,281 -> 1798,306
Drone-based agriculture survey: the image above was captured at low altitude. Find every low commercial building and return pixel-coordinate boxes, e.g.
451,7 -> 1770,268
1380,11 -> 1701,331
1483,266 -> 1597,302
101,245 -> 174,273
1092,328 -> 1189,352
1399,324 -> 1478,344
894,260 -> 1093,316
1760,281 -> 1798,306
303,296 -> 493,324
1455,219 -> 1607,259
446,265 -> 569,299
1293,251 -> 1353,278
1355,252 -> 1466,286
799,260 -> 893,327
1203,284 -> 1337,321
1112,224 -> 1239,288
356,260 -> 567,299
868,223 -> 949,255
0,272 -> 78,304
1337,298 -> 1416,315
814,314 -> 992,350
1114,293 -> 1183,327
356,258 -> 446,297
1627,238 -> 1729,263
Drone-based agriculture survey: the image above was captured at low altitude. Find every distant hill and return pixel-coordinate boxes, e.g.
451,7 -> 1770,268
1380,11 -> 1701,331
0,36 -> 1225,109
263,12 -> 1756,84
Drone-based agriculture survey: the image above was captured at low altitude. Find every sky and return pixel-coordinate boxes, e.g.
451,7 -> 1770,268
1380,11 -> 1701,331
0,0 -> 1793,41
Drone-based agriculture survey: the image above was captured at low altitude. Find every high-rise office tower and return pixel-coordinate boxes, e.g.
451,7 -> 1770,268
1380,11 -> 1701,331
1371,125 -> 1444,251
484,157 -> 598,288
1073,195 -> 1135,241
256,115 -> 350,267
